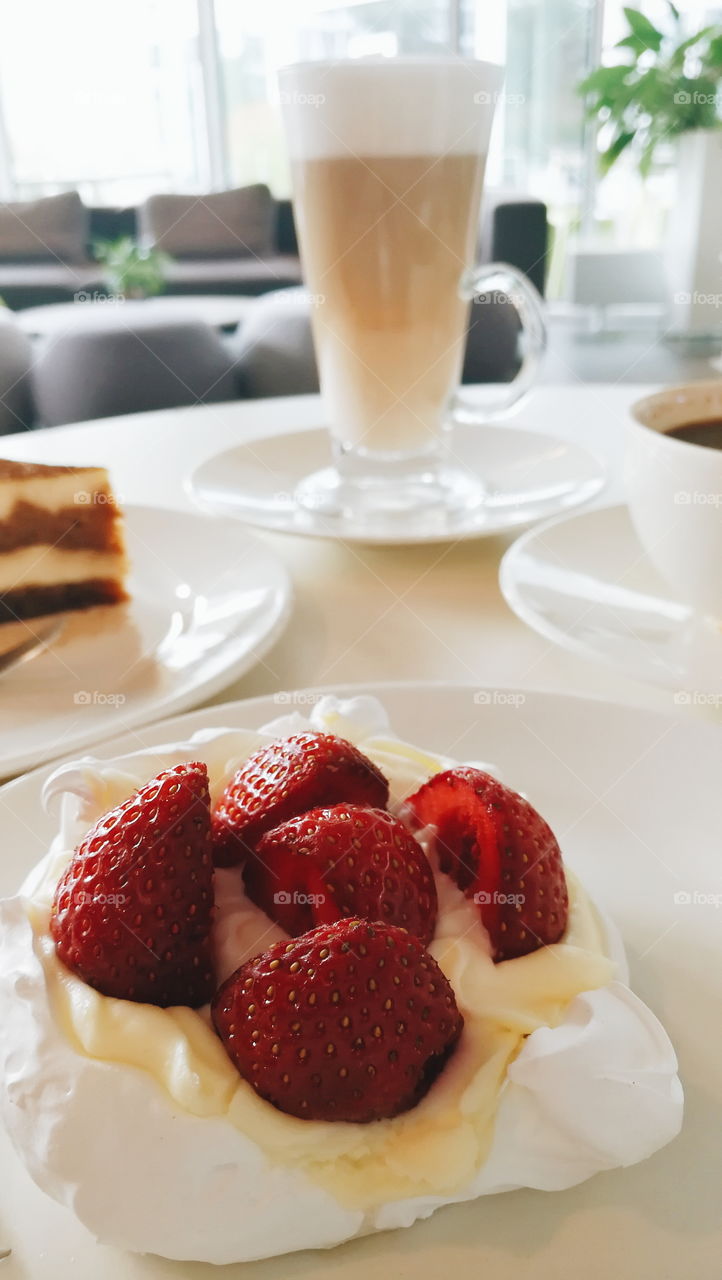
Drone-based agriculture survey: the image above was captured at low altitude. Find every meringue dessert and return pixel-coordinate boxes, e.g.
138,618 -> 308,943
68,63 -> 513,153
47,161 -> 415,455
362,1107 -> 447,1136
0,696 -> 683,1265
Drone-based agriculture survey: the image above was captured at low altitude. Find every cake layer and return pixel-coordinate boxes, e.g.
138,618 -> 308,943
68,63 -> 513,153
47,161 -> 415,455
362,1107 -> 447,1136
0,545 -> 127,594
0,577 -> 127,623
0,498 -> 124,553
0,465 -> 112,522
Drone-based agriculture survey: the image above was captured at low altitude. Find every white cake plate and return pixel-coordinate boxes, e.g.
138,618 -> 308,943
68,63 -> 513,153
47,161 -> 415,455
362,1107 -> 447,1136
0,682 -> 720,1278
0,505 -> 292,777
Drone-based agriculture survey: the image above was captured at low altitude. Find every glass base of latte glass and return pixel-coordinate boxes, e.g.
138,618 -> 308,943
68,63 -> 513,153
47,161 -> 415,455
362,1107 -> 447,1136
294,441 -> 486,534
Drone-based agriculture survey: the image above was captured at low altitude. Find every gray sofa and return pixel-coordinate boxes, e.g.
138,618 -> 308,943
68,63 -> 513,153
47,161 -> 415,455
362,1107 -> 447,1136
0,190 -> 302,311
0,187 -> 546,311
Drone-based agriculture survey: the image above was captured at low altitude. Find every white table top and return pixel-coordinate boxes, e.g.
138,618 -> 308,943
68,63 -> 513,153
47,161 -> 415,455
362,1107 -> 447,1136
17,295 -> 256,336
0,385 -> 682,724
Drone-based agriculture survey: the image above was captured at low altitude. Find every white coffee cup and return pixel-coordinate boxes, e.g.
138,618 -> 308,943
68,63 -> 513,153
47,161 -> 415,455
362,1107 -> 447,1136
627,380 -> 722,619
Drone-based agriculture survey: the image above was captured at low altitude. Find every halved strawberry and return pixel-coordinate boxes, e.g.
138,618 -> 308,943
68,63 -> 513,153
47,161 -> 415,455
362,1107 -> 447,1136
245,803 -> 437,944
405,767 -> 568,961
50,762 -> 215,1007
211,732 -> 389,867
212,919 -> 462,1122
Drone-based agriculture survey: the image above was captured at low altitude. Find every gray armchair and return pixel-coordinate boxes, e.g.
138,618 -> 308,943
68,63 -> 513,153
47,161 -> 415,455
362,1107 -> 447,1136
0,309 -> 34,433
31,316 -> 236,427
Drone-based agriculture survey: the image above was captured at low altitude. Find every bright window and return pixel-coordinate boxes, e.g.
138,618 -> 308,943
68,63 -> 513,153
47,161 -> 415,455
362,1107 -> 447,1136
215,0 -> 474,194
1,0 -> 693,277
0,0 -> 207,205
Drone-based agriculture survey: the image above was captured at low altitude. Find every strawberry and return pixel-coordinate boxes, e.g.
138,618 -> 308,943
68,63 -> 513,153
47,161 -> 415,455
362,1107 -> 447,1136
405,767 -> 568,962
50,762 -> 215,1007
245,804 -> 437,944
212,919 -> 462,1123
211,732 -> 389,867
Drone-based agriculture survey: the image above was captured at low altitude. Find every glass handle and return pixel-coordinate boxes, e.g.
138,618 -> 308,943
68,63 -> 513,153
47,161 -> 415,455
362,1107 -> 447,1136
454,262 -> 547,423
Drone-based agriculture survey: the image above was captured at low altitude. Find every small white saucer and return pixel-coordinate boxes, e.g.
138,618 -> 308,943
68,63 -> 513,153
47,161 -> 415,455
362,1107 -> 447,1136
186,424 -> 606,545
500,503 -> 722,695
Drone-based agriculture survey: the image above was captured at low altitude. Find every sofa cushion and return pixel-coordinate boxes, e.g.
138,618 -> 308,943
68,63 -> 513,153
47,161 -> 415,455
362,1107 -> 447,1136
140,186 -> 274,259
32,319 -> 237,427
0,192 -> 88,263
162,254 -> 302,295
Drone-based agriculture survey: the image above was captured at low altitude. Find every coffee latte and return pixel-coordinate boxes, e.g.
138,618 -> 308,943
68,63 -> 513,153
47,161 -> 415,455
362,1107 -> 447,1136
293,152 -> 485,454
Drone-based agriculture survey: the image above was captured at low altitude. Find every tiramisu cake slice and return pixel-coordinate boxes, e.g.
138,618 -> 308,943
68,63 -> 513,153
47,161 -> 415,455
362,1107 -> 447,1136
0,459 -> 128,623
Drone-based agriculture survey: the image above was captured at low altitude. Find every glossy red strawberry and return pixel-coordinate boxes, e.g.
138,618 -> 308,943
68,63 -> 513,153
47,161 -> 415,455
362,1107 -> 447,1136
212,919 -> 462,1122
245,803 -> 437,944
405,767 -> 568,961
51,762 -> 215,1007
211,732 -> 389,867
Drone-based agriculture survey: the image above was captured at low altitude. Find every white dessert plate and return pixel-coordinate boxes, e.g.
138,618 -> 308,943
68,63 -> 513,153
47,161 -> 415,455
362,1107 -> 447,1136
0,505 -> 292,779
186,424 -> 606,544
0,681 -> 720,1280
499,503 -> 722,699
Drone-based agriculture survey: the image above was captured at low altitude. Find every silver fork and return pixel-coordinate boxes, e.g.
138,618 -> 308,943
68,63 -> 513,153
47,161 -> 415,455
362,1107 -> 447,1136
0,618 -> 63,677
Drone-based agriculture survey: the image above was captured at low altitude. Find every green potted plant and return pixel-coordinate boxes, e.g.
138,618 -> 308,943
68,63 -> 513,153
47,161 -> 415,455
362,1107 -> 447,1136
579,3 -> 722,175
579,4 -> 722,338
93,236 -> 172,301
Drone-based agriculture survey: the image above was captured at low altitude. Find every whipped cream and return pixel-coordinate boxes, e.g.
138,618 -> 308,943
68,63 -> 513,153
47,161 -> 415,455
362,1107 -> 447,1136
0,696 -> 683,1264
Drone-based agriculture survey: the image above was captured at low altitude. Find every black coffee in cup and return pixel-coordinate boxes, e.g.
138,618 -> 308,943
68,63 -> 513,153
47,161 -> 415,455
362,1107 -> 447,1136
665,420 -> 722,450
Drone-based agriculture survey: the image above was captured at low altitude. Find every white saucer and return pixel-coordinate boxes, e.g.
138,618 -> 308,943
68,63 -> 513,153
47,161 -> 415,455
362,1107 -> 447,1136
500,503 -> 722,697
0,505 -> 292,778
186,424 -> 606,544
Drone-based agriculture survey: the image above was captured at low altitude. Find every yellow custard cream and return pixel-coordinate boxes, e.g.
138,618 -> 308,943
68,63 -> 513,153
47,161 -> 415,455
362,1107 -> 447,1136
23,709 -> 612,1212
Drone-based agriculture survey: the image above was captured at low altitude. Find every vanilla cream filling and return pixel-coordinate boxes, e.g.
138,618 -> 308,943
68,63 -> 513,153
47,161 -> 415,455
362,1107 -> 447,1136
0,545 -> 126,593
23,728 -> 614,1214
0,468 -> 111,521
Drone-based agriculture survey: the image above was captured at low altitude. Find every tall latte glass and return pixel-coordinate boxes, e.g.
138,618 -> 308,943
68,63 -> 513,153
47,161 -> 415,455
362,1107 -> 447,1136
279,58 -> 544,529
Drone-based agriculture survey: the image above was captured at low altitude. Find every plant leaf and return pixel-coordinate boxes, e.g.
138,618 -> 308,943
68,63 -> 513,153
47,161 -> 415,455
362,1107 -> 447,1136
615,33 -> 650,57
706,33 -> 722,66
599,128 -> 636,173
669,26 -> 720,69
638,137 -> 658,177
578,62 -> 634,106
623,7 -> 664,51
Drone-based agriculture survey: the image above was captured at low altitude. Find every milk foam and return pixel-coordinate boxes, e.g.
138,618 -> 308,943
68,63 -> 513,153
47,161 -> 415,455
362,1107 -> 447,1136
278,57 -> 503,160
